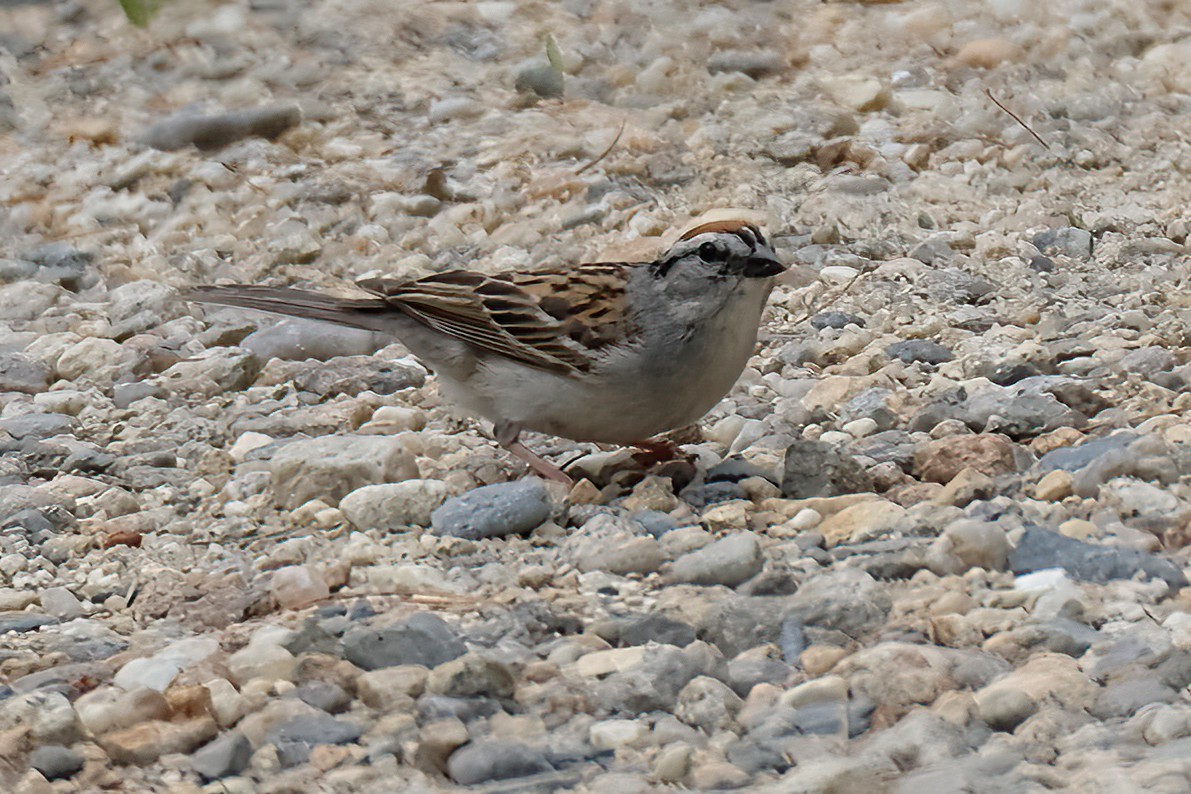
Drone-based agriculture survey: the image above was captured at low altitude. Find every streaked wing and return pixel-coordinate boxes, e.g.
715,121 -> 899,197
357,264 -> 637,374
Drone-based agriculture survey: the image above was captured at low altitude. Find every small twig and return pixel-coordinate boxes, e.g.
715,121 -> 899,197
782,270 -> 867,330
575,119 -> 626,174
985,88 -> 1051,150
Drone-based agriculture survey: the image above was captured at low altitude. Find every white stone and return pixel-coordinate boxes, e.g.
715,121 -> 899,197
841,418 -> 878,438
229,432 -> 273,463
780,675 -> 848,708
1013,568 -> 1072,591
227,642 -> 297,686
590,719 -> 647,750
203,678 -> 250,728
339,479 -> 450,530
819,266 -> 860,284
365,564 -> 461,595
789,508 -> 823,531
113,636 -> 219,692
270,565 -> 330,610
574,647 -> 646,677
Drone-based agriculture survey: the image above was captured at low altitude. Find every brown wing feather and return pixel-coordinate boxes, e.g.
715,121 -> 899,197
357,264 -> 639,375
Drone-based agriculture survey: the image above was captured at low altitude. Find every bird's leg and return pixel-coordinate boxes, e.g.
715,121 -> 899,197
495,423 -> 575,485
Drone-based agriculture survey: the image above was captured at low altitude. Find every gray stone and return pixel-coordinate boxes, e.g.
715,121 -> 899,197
620,614 -> 696,648
978,688 -> 1037,731
886,339 -> 952,365
107,280 -> 173,322
593,643 -> 724,715
781,438 -> 873,498
1033,226 -> 1093,259
265,712 -> 362,767
1090,678 -> 1178,720
448,740 -> 554,785
778,615 -> 807,664
290,680 -> 352,714
1010,527 -> 1186,589
291,355 -> 424,396
966,380 -> 1086,438
909,236 -> 955,265
0,690 -> 80,744
0,353 -> 49,394
1037,432 -> 1137,473
242,321 -> 388,363
0,281 -> 61,321
1038,432 -> 1177,497
668,532 -> 763,587
39,586 -> 84,619
0,413 -> 76,439
269,435 -> 418,508
633,510 -> 679,538
707,50 -> 785,78
430,480 -> 552,540
112,381 -> 165,408
675,675 -> 743,733
514,63 -> 564,99
343,612 -> 466,670
0,614 -> 54,638
928,518 -> 1010,574
810,310 -> 864,330
0,257 -> 37,283
727,653 -> 791,696
1118,346 -> 1175,378
1035,618 -> 1100,657
43,619 -> 128,662
573,515 -> 666,575
28,745 -> 84,780
852,430 -> 917,469
921,268 -> 994,305
140,104 -> 301,151
671,593 -> 792,659
190,731 -> 252,780
837,388 -> 898,431
428,652 -> 515,699
785,569 -> 892,637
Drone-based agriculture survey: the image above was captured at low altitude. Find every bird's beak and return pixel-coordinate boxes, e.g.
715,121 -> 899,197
742,244 -> 785,278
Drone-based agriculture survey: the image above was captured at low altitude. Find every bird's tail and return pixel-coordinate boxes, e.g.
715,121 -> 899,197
180,285 -> 397,333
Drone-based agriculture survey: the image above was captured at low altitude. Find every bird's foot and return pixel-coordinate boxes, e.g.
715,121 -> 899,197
631,439 -> 687,467
502,439 -> 575,486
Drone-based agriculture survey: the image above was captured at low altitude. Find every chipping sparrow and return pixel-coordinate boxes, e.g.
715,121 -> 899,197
183,219 -> 785,482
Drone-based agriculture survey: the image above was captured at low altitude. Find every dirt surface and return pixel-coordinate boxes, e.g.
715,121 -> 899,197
2,0 -> 1191,792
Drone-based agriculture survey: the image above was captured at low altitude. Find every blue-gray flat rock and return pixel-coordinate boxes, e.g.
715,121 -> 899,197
430,480 -> 551,540
1010,527 -> 1186,590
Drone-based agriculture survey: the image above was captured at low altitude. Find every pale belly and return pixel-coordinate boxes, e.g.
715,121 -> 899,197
447,296 -> 766,444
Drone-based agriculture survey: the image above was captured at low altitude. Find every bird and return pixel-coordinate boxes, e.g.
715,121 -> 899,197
181,219 -> 785,483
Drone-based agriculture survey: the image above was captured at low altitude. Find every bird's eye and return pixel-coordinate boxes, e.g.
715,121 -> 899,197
698,242 -> 725,261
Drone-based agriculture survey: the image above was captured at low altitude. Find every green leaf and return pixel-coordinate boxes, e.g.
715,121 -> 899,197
544,34 -> 564,73
118,0 -> 168,28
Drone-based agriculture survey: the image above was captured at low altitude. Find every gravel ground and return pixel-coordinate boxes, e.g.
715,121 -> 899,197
3,0 -> 1191,792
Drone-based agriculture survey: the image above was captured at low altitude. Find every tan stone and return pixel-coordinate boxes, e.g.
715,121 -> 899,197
823,74 -> 890,112
933,467 -> 996,507
1034,470 -> 1074,502
99,717 -> 217,765
413,718 -> 468,774
799,646 -> 849,677
357,666 -> 427,709
953,37 -> 1019,69
818,499 -> 907,546
622,476 -> 679,512
914,434 -> 1017,484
